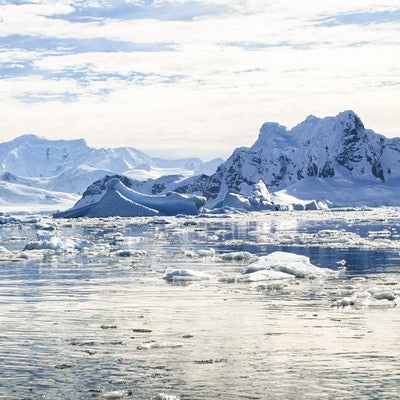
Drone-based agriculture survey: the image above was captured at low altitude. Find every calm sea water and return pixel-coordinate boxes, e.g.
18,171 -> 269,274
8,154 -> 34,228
0,209 -> 399,399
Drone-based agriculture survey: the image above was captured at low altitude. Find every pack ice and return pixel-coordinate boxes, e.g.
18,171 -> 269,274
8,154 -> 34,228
53,177 -> 206,218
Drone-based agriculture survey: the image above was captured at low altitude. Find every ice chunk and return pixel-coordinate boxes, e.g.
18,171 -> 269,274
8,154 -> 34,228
153,394 -> 181,400
334,288 -> 398,308
112,249 -> 147,257
182,249 -> 215,258
237,269 -> 294,282
136,341 -> 183,350
102,390 -> 132,399
163,268 -> 210,282
24,231 -> 76,252
242,251 -> 338,279
220,251 -> 257,262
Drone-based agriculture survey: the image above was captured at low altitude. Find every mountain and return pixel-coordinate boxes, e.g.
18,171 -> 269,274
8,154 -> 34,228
170,110 -> 400,208
0,134 -> 223,195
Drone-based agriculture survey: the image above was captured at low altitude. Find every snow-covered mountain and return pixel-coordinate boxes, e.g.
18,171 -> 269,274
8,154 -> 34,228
0,134 -> 223,195
171,110 -> 400,208
69,110 -> 400,213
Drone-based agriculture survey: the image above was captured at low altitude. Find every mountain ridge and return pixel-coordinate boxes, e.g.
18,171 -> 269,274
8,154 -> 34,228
0,134 -> 223,195
167,110 -> 400,208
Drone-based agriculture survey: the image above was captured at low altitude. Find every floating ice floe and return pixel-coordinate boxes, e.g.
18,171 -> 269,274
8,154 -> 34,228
219,251 -> 257,263
112,249 -> 147,257
182,248 -> 215,258
136,341 -> 183,350
334,287 -> 398,308
163,268 -> 210,282
237,269 -> 294,282
23,231 -> 76,252
241,251 -> 339,280
153,393 -> 181,400
0,215 -> 17,224
102,390 -> 133,399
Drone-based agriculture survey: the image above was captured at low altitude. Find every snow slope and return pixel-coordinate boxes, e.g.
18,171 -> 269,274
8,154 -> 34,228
0,181 -> 78,212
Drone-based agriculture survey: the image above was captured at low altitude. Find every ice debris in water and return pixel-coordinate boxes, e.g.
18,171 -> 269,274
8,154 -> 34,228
0,246 -> 11,253
153,393 -> 181,400
237,269 -> 294,282
112,249 -> 147,257
23,231 -> 76,252
183,248 -> 215,258
334,287 -> 398,308
163,268 -> 210,282
136,341 -> 183,350
102,390 -> 133,399
0,215 -> 17,224
241,251 -> 339,280
220,251 -> 257,262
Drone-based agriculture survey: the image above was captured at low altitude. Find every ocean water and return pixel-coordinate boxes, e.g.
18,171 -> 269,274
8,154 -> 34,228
0,208 -> 400,399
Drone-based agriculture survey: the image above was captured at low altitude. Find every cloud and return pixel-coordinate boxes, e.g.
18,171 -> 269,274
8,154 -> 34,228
315,9 -> 400,26
51,0 -> 230,22
0,34 -> 175,53
0,0 -> 398,158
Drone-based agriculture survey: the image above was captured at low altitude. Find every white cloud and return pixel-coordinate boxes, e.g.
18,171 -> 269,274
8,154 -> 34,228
0,0 -> 398,158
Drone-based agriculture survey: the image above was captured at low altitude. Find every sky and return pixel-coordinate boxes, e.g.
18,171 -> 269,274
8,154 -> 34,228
0,0 -> 399,160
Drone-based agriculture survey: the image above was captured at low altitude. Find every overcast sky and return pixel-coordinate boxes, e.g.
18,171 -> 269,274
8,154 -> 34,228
0,0 -> 399,159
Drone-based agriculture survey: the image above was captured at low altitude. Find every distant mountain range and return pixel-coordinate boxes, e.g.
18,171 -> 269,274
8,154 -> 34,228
0,134 -> 222,203
2,110 -> 400,212
76,110 -> 400,212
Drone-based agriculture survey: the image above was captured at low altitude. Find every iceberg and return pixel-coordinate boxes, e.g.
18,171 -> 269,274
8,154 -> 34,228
53,177 -> 206,218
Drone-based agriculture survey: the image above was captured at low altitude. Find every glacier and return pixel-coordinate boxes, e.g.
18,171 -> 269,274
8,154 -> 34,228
53,177 -> 206,218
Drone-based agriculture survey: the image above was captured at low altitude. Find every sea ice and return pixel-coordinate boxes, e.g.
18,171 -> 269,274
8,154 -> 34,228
136,341 -> 183,350
220,251 -> 257,262
163,268 -> 210,282
23,231 -> 76,252
242,251 -> 339,279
